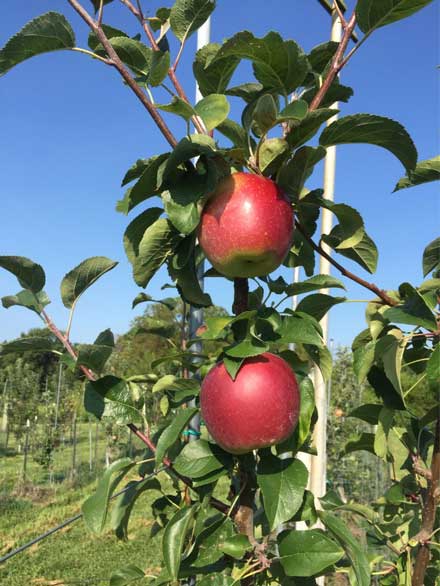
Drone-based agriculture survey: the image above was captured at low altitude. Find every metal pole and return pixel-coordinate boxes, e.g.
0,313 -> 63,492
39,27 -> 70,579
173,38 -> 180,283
54,362 -> 63,429
22,418 -> 30,481
187,18 -> 211,443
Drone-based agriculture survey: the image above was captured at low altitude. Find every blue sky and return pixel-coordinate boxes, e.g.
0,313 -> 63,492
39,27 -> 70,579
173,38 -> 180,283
0,0 -> 438,347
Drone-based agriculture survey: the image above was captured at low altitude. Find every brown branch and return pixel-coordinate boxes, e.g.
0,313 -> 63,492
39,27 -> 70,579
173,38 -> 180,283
119,0 -> 206,135
309,12 -> 357,112
127,422 -> 230,515
295,220 -> 398,306
68,0 -> 178,148
412,405 -> 440,586
233,278 -> 249,315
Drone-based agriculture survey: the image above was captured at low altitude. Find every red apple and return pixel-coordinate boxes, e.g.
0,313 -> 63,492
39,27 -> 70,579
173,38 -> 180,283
198,172 -> 293,278
200,352 -> 300,454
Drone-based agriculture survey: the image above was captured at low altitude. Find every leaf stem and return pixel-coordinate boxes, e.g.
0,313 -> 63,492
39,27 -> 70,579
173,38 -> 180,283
71,47 -> 112,65
295,220 -> 397,306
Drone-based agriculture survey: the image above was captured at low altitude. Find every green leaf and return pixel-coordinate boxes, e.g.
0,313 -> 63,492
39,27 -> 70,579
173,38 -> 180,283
279,314 -> 323,347
170,0 -> 215,43
258,138 -> 289,175
322,230 -> 378,274
297,376 -> 316,448
304,343 -> 333,382
163,505 -> 197,580
223,356 -> 245,380
157,96 -> 195,120
0,337 -> 58,356
117,154 -> 169,214
319,199 -> 365,249
257,454 -> 308,530
88,0 -> 115,12
217,119 -> 248,149
191,514 -> 235,567
88,23 -> 127,51
394,156 -> 440,191
423,237 -> 440,277
320,114 -> 417,173
356,0 -> 434,34
82,458 -> 135,534
77,329 -> 115,373
193,42 -> 239,97
109,565 -> 145,586
296,294 -> 346,322
61,256 -> 118,309
252,94 -> 278,134
131,293 -> 177,310
173,439 -> 231,478
137,318 -> 177,338
319,511 -> 371,586
1,289 -> 50,315
216,31 -> 309,94
285,274 -> 345,297
353,340 -> 376,383
384,284 -> 438,331
0,256 -> 46,293
155,407 -> 198,466
219,534 -> 251,560
133,219 -> 181,288
277,100 -> 309,122
84,376 -> 142,425
0,12 -> 75,75
277,146 -> 326,199
426,344 -> 440,384
375,329 -> 407,396
152,375 -> 200,395
94,37 -> 169,84
286,108 -> 338,149
111,478 -> 161,541
164,135 -> 216,179
123,208 -> 163,265
194,94 -> 230,131
225,337 -> 269,359
307,41 -> 338,74
169,248 -> 212,308
278,529 -> 344,576
344,432 -> 376,455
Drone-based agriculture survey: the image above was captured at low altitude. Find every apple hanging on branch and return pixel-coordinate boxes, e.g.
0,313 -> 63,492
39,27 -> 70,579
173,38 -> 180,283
198,172 -> 294,278
200,352 -> 300,454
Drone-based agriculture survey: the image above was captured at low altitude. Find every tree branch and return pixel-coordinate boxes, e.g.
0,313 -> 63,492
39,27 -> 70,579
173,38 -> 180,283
412,403 -> 440,586
295,220 -> 398,306
68,0 -> 178,148
119,0 -> 207,135
309,12 -> 357,112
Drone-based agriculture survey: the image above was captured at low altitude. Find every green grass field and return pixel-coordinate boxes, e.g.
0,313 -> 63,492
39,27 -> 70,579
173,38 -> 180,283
0,426 -> 162,586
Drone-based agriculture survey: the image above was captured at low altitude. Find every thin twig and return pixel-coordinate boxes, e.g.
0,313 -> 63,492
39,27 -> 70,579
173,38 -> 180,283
68,0 -> 178,148
295,220 -> 398,306
119,0 -> 207,134
412,403 -> 440,585
309,12 -> 357,111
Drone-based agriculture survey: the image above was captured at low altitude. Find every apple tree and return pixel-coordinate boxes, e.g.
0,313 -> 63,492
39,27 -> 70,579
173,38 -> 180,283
0,1 -> 439,585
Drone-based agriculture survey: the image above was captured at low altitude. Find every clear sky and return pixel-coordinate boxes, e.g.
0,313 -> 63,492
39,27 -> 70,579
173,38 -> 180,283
0,1 -> 439,347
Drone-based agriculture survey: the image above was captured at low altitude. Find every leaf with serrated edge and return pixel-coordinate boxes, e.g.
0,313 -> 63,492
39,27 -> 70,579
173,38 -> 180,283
278,529 -> 344,576
61,257 -> 118,309
170,0 -> 215,43
82,458 -> 135,534
0,256 -> 45,293
163,505 -> 197,580
422,237 -> 440,277
394,155 -> 440,192
356,0 -> 434,34
0,12 -> 75,75
155,407 -> 198,465
320,114 -> 417,173
258,454 -> 308,530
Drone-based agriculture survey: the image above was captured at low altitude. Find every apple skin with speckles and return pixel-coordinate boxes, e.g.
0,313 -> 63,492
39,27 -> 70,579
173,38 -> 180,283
198,173 -> 294,278
200,352 -> 300,455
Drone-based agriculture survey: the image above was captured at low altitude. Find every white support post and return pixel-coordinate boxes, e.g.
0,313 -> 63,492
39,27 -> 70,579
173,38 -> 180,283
187,18 -> 211,443
309,6 -> 342,563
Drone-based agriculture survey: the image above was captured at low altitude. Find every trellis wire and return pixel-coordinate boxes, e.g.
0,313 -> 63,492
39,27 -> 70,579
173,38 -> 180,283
0,467 -> 164,565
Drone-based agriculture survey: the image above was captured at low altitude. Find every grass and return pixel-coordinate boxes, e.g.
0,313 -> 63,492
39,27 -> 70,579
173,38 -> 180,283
0,425 -> 163,586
